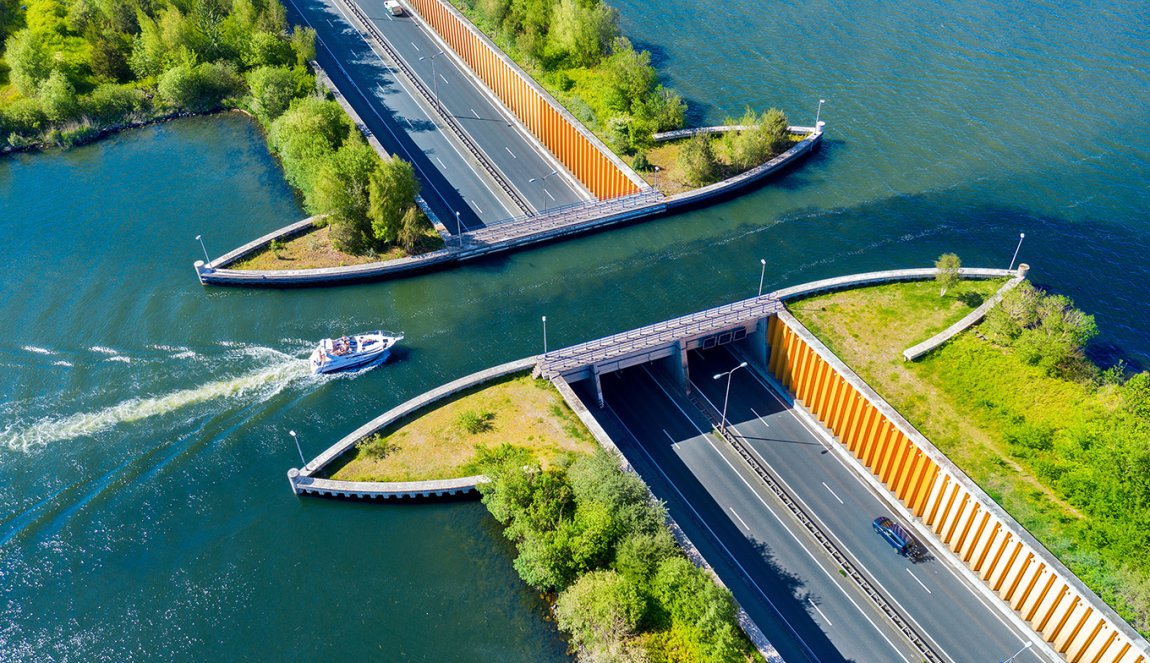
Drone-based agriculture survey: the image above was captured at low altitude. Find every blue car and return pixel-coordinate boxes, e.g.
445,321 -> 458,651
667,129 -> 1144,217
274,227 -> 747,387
872,516 -> 925,562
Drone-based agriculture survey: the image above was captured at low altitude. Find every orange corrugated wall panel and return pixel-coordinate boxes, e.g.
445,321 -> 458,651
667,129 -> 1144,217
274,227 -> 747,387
408,0 -> 639,200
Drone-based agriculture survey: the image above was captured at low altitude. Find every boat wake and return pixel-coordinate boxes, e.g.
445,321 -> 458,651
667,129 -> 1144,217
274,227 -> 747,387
1,355 -> 315,453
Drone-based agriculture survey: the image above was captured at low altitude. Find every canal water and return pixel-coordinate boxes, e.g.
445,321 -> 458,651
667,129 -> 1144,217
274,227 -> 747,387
1,0 -> 1147,658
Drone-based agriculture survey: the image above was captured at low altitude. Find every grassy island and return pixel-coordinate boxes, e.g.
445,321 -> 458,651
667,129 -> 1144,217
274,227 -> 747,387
789,278 -> 1150,636
326,373 -> 598,482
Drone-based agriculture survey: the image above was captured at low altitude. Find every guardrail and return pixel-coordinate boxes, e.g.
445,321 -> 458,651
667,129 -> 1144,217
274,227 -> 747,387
537,295 -> 784,378
336,0 -> 530,213
652,124 -> 818,142
464,189 -> 664,245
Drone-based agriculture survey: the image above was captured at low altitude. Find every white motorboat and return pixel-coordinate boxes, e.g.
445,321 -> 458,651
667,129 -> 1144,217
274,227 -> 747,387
309,331 -> 403,375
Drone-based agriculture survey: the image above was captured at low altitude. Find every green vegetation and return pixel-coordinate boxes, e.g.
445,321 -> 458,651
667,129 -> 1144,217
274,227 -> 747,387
934,252 -> 961,296
474,445 -> 760,661
647,108 -> 797,192
1,0 -> 432,257
329,374 -> 598,482
450,0 -> 684,156
789,278 -> 1150,636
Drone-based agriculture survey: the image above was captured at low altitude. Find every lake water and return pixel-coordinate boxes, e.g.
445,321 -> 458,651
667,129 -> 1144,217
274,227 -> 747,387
2,0 -> 1148,658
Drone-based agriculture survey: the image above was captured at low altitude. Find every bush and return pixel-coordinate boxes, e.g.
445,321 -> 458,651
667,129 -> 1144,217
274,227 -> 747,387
555,570 -> 645,659
677,134 -> 717,187
82,84 -> 146,125
157,61 -> 244,113
368,157 -> 421,245
247,65 -> 298,121
456,409 -> 495,434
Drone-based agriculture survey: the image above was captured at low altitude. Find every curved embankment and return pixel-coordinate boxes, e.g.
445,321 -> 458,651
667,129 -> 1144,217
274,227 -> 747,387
195,128 -> 823,287
288,356 -> 534,498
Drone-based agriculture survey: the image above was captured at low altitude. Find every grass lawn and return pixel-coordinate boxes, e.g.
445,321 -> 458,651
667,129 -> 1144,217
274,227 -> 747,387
326,373 -> 599,482
231,222 -> 443,270
789,278 -> 1149,635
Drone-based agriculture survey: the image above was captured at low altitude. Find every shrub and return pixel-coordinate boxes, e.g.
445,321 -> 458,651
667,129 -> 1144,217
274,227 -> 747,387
677,134 -> 717,187
456,409 -> 495,434
555,570 -> 645,659
368,157 -> 421,245
157,61 -> 243,113
82,84 -> 146,125
246,65 -> 298,121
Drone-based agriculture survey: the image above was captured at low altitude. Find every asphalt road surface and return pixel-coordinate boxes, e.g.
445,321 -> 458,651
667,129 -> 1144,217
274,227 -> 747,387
284,0 -> 586,232
578,347 -> 1045,663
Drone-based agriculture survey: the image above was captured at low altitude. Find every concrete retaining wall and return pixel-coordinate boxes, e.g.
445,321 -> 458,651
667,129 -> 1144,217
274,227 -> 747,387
903,267 -> 1027,361
766,311 -> 1148,662
288,356 -> 536,497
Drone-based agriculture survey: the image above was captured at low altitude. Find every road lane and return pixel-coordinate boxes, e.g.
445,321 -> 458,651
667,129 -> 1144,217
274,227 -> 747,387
354,0 -> 589,211
688,346 -> 1045,663
592,366 -> 921,662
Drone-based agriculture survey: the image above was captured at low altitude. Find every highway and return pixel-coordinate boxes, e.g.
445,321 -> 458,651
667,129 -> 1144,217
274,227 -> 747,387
284,0 -> 587,232
578,347 -> 1046,662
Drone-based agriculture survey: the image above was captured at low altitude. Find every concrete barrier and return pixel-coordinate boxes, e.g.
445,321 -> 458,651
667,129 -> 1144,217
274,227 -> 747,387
903,271 -> 1027,361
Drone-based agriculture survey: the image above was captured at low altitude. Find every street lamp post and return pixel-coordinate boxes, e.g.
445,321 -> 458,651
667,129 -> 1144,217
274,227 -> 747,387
1000,641 -> 1032,663
289,430 -> 307,470
758,258 -> 767,297
815,99 -> 826,126
1008,232 -> 1026,271
455,210 -> 463,248
528,169 -> 559,214
541,315 -> 548,356
712,361 -> 748,434
419,50 -> 446,113
195,234 -> 211,265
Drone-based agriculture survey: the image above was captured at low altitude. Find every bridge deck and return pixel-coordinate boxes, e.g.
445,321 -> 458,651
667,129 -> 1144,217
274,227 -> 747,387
537,295 -> 784,378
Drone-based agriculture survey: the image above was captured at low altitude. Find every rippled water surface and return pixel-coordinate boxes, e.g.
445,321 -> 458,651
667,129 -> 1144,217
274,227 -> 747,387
2,0 -> 1149,658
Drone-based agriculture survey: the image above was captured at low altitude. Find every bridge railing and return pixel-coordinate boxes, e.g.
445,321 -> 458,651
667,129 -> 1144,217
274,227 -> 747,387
538,295 -> 784,377
463,189 -> 664,245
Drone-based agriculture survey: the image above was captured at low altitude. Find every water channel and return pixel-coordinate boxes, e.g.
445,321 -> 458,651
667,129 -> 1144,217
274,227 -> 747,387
1,0 -> 1147,658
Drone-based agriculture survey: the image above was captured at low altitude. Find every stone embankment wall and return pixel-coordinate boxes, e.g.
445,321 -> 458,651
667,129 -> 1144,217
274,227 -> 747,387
404,0 -> 643,199
766,311 -> 1148,662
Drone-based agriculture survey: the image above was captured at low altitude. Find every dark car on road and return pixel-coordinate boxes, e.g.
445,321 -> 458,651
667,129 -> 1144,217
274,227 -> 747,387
872,516 -> 926,562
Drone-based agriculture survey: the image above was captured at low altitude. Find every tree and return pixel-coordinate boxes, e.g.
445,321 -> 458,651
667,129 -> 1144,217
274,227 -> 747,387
367,157 -> 421,245
244,30 -> 294,68
396,205 -> 424,253
247,65 -> 297,120
677,134 -> 717,187
935,252 -> 961,297
603,37 -> 655,114
5,30 -> 52,97
549,0 -> 617,67
555,570 -> 645,660
38,70 -> 79,122
311,136 -> 379,253
289,25 -> 317,66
